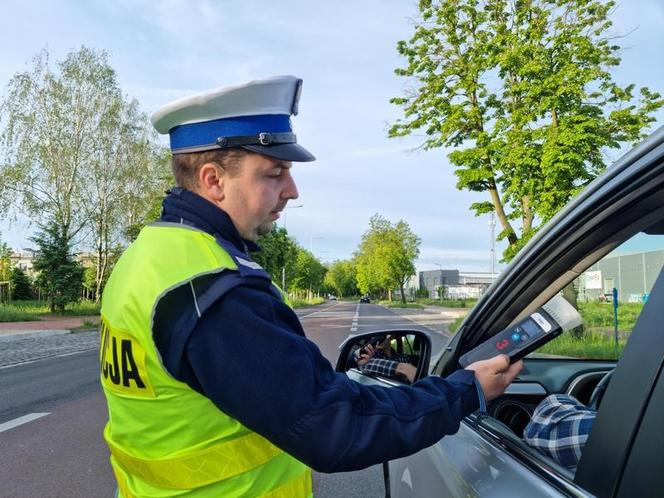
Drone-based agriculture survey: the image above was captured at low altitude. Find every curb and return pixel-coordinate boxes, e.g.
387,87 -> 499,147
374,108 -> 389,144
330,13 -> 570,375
0,329 -> 72,342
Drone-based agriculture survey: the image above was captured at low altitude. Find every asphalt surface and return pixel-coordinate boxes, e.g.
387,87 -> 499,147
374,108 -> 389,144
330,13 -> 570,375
0,301 -> 458,498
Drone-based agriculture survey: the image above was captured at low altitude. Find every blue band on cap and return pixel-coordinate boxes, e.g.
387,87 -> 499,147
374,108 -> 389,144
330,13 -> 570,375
169,114 -> 292,151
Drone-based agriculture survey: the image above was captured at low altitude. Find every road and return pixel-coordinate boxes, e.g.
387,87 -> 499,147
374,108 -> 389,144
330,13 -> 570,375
0,300 -> 455,498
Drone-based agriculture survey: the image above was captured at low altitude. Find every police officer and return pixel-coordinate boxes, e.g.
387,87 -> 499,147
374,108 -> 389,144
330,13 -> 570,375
99,75 -> 522,498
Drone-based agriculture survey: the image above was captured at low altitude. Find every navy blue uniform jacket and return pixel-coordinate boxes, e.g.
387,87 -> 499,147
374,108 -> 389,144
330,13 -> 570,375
155,188 -> 480,472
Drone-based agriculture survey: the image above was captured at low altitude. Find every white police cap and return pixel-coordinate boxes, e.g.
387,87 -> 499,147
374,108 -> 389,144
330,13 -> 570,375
151,75 -> 315,162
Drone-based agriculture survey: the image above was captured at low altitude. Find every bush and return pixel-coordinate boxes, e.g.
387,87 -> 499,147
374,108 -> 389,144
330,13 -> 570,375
10,267 -> 34,300
32,222 -> 85,313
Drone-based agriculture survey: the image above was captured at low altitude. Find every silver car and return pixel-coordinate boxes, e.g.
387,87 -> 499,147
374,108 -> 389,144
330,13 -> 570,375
337,126 -> 664,497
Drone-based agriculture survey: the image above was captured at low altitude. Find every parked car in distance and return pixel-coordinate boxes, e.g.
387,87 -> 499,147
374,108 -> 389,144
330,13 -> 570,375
360,295 -> 371,303
328,295 -> 337,300
336,125 -> 664,497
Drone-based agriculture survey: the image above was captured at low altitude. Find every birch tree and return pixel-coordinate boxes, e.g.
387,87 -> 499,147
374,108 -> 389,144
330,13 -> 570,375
0,47 -> 169,301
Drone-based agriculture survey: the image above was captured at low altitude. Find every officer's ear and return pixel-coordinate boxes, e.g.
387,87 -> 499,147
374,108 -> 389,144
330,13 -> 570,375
198,162 -> 225,201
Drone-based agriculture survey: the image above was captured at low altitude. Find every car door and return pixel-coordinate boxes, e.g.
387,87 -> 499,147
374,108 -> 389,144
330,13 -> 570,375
386,127 -> 664,497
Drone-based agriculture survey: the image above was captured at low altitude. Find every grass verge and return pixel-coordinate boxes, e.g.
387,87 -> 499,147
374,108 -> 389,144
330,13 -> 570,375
71,318 -> 101,331
0,300 -> 101,322
540,332 -> 625,360
448,316 -> 466,333
379,301 -> 424,309
290,297 -> 326,308
418,298 -> 478,308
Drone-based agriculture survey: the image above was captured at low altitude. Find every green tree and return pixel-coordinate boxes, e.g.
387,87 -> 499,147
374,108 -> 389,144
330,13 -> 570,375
355,214 -> 421,303
83,266 -> 96,301
253,226 -> 299,290
390,0 -> 663,261
0,47 -> 169,302
31,221 -> 84,312
0,236 -> 11,304
0,238 -> 11,282
10,266 -> 33,300
291,248 -> 327,299
324,260 -> 358,297
122,147 -> 173,243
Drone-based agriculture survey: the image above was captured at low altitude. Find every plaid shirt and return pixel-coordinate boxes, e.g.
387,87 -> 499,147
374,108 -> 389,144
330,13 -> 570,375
523,394 -> 596,469
360,351 -> 411,380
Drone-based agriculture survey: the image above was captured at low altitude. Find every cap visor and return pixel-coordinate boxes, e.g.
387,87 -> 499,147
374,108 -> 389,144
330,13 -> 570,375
242,143 -> 315,162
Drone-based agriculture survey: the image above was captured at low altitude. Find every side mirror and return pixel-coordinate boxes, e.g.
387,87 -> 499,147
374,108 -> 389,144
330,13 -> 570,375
335,329 -> 432,384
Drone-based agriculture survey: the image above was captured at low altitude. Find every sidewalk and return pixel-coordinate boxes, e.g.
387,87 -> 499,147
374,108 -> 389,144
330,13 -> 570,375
0,316 -> 101,367
0,315 -> 99,340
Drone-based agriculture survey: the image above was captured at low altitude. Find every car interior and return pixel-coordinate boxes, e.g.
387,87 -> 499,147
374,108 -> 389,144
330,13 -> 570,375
459,216 -> 664,483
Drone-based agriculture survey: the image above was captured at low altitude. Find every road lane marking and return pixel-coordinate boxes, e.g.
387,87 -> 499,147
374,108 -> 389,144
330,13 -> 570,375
0,348 -> 96,370
0,412 -> 50,433
349,303 -> 361,334
297,302 -> 341,319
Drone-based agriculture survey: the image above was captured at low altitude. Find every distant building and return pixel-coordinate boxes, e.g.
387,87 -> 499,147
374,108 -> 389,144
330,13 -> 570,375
418,269 -> 497,300
579,249 -> 664,302
10,249 -> 39,275
10,249 -> 96,277
420,269 -> 459,296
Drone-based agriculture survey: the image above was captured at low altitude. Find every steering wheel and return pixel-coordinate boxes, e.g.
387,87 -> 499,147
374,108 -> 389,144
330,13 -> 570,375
588,369 -> 614,410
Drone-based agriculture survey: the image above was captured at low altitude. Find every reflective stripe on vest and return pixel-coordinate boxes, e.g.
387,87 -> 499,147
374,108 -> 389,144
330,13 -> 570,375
114,466 -> 312,498
105,425 -> 283,489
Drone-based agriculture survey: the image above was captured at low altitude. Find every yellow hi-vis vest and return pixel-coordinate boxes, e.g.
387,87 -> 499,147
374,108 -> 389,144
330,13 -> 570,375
100,223 -> 312,498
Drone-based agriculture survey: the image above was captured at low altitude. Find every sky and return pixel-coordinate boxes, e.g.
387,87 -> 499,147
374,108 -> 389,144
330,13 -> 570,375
1,0 -> 663,272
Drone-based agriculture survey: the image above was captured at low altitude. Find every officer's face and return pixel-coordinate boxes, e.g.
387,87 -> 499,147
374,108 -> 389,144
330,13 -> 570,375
220,153 -> 299,241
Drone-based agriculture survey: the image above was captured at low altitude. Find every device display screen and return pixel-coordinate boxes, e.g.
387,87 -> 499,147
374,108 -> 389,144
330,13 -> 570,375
521,318 -> 543,338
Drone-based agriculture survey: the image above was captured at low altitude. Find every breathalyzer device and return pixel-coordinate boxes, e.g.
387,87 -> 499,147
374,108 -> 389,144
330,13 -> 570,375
458,294 -> 583,367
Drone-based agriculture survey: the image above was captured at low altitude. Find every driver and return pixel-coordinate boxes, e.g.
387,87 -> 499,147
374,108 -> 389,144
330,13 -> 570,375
356,335 -> 418,383
523,394 -> 597,469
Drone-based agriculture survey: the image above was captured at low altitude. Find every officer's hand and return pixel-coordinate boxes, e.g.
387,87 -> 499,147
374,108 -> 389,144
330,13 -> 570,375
466,355 -> 523,402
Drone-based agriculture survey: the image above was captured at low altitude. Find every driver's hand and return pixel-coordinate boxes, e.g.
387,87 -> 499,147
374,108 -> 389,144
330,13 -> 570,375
357,343 -> 376,366
466,355 -> 523,401
395,362 -> 417,383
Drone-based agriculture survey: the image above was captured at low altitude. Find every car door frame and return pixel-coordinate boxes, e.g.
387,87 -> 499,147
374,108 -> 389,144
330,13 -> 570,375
422,127 -> 664,496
